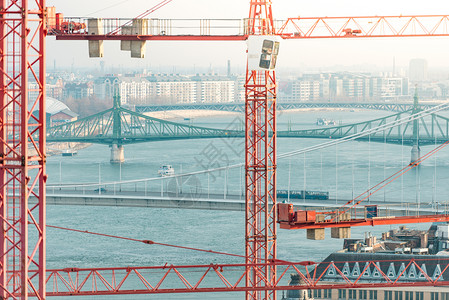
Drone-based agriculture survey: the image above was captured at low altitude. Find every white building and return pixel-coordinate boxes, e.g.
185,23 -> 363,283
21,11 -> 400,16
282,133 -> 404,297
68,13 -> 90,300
93,74 -> 243,105
198,80 -> 235,103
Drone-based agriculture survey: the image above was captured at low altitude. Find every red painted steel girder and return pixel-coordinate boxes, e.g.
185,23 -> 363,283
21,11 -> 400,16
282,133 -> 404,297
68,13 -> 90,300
44,6 -> 449,300
245,70 -> 277,300
280,214 -> 449,230
55,34 -> 247,41
52,15 -> 449,41
245,2 -> 277,300
0,0 -> 47,299
277,15 -> 449,38
19,258 -> 449,296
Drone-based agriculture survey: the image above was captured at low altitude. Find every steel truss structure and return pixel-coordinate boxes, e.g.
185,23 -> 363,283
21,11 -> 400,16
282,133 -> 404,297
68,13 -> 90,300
46,99 -> 243,144
29,258 -> 449,296
3,0 -> 449,298
47,105 -> 449,147
135,102 -> 437,114
52,15 -> 449,41
0,0 -> 46,299
279,110 -> 449,146
244,2 -> 277,299
278,15 -> 449,38
245,69 -> 277,299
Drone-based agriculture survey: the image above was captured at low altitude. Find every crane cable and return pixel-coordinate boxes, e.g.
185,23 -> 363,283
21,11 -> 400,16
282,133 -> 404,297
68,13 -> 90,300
326,139 -> 449,220
83,0 -> 133,17
47,224 -> 245,259
109,0 -> 174,35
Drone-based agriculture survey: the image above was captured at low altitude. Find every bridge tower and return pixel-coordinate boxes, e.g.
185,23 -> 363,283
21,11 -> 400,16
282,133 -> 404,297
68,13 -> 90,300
245,1 -> 278,299
410,86 -> 421,164
111,90 -> 124,163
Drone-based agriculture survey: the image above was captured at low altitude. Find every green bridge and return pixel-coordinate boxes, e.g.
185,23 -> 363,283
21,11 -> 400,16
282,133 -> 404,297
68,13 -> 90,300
47,93 -> 449,162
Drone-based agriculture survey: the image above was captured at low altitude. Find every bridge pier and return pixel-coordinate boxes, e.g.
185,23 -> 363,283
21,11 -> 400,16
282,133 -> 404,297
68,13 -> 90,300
410,144 -> 420,165
111,144 -> 124,163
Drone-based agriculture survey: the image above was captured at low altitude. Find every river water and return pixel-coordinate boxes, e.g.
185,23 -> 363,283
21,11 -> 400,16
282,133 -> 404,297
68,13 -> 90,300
44,109 -> 449,299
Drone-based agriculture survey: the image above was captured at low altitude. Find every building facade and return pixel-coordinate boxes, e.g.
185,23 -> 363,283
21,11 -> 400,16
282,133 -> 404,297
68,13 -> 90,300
93,74 -> 241,105
279,73 -> 409,102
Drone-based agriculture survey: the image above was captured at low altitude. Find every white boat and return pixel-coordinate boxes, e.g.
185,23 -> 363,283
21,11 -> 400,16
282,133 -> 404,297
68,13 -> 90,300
316,118 -> 337,126
158,165 -> 175,177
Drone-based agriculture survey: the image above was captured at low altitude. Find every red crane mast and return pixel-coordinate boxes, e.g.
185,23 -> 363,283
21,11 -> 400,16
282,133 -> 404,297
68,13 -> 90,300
0,0 -> 47,299
245,2 -> 277,299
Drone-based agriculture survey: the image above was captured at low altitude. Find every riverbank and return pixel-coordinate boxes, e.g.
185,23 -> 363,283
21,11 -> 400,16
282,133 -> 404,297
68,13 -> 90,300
143,109 -> 240,120
46,142 -> 92,156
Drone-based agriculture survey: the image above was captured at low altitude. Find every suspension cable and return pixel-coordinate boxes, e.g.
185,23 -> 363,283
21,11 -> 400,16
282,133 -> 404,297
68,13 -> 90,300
326,139 -> 449,218
48,103 -> 449,190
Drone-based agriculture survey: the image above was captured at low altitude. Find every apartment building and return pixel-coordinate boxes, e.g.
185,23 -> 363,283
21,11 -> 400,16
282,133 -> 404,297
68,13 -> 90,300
284,287 -> 449,300
93,73 -> 239,105
279,73 -> 409,102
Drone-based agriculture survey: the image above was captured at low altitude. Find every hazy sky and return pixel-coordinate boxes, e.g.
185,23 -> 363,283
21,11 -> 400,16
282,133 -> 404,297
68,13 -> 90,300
46,0 -> 449,73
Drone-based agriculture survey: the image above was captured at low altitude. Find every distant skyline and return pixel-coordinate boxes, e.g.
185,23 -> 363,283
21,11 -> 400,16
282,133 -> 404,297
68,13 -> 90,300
47,0 -> 449,71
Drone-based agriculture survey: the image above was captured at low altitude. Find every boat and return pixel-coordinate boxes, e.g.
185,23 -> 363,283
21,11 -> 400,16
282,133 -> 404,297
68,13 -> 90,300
316,118 -> 337,126
158,165 -> 175,177
62,149 -> 77,156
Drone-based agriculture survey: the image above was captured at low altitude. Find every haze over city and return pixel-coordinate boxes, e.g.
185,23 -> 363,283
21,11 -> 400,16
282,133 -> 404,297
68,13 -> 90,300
5,1 -> 449,299
47,0 -> 449,72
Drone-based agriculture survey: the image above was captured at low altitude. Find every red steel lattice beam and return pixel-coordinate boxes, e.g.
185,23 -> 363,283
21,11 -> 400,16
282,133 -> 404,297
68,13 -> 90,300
15,259 -> 449,297
0,0 -> 47,299
245,1 -> 277,300
51,15 -> 449,41
12,2 -> 449,299
277,15 -> 449,38
280,214 -> 449,230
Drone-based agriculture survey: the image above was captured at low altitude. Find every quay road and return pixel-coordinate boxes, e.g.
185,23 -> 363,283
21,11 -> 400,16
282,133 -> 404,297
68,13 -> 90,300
34,187 -> 445,218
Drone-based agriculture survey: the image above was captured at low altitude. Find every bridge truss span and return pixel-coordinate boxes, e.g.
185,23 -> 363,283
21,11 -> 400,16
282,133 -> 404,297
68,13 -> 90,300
279,107 -> 449,146
47,104 -> 243,145
134,102 -> 442,114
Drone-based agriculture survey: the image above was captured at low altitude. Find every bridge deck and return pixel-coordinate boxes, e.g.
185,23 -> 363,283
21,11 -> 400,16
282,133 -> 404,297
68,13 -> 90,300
37,190 -> 441,218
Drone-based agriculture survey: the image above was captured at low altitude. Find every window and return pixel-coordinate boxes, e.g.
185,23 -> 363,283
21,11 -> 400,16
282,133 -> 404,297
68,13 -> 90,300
385,291 -> 393,300
369,290 -> 378,300
432,292 -> 440,300
314,289 -> 322,298
339,289 -> 347,300
323,289 -> 332,299
359,290 -> 367,300
415,292 -> 424,300
442,293 -> 449,300
348,289 -> 357,300
405,291 -> 414,300
395,291 -> 403,300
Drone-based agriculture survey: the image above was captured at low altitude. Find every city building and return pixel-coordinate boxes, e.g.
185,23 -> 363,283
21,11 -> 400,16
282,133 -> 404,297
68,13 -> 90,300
93,76 -> 120,101
409,59 -> 428,82
30,97 -> 78,127
63,82 -> 94,100
93,73 -> 241,105
278,72 -> 409,102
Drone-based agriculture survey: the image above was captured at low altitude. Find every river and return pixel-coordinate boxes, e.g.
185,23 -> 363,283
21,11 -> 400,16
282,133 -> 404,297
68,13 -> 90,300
45,108 -> 449,299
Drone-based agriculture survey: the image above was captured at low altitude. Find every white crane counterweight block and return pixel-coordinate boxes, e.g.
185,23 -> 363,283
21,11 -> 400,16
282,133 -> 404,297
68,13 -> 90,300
88,18 -> 104,58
